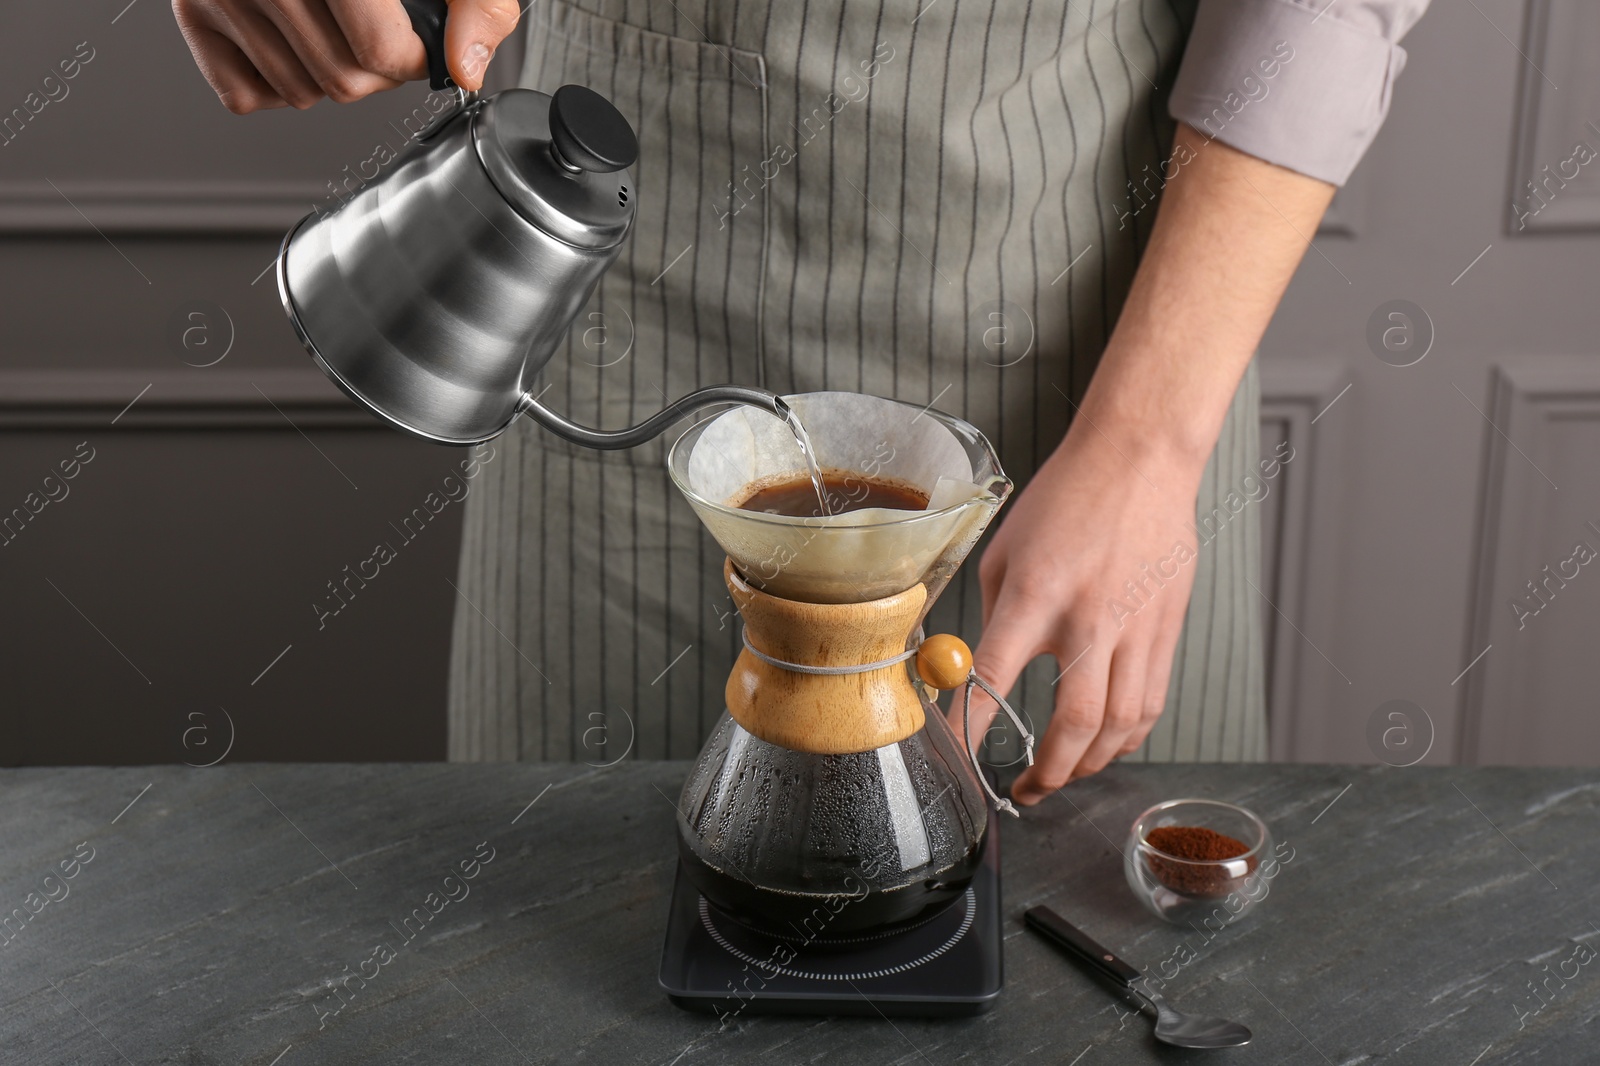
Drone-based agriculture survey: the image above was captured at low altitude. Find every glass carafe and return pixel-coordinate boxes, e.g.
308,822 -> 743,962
667,393 -> 1011,934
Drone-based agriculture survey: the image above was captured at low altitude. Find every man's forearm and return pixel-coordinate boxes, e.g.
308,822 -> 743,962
1065,122 -> 1337,474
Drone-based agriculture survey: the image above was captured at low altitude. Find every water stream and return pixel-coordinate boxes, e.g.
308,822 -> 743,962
778,405 -> 832,517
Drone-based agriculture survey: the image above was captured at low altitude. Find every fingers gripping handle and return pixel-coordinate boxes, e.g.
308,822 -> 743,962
914,635 -> 1036,817
400,0 -> 454,90
960,673 -> 1035,816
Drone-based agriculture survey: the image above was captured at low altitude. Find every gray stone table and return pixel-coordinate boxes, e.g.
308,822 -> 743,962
2,762 -> 1598,1065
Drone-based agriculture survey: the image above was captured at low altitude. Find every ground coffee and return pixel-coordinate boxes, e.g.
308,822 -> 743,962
1145,825 -> 1257,897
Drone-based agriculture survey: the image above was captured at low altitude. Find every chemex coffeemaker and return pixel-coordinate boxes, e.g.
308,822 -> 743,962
271,0 -> 1034,1021
657,394 -> 1034,1018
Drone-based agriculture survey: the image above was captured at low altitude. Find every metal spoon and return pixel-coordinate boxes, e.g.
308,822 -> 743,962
1024,906 -> 1252,1049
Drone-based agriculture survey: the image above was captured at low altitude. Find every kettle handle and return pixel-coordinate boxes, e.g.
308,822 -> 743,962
400,0 -> 455,91
519,386 -> 793,451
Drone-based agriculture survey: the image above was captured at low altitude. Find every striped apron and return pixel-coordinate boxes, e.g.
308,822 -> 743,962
447,0 -> 1267,765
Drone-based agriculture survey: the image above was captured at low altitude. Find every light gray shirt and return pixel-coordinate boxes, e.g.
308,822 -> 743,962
1170,0 -> 1433,185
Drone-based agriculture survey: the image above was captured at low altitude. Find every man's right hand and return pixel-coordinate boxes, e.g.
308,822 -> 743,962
172,0 -> 522,114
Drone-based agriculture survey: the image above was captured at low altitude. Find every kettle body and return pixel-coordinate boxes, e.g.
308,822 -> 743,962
277,1 -> 788,450
278,88 -> 634,445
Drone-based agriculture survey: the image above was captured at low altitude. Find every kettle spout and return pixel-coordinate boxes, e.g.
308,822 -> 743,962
517,385 -> 792,451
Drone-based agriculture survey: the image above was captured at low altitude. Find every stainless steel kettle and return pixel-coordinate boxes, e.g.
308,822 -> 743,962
275,0 -> 785,447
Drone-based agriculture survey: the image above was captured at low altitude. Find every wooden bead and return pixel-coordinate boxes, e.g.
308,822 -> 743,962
916,634 -> 973,691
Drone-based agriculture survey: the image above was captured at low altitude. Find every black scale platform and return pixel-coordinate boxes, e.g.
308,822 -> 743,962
658,805 -> 1002,1018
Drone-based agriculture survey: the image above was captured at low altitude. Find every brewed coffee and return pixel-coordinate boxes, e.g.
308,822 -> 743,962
737,472 -> 930,517
674,713 -> 991,935
678,835 -> 982,938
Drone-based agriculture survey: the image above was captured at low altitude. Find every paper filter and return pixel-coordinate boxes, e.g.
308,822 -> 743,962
668,392 -> 1010,604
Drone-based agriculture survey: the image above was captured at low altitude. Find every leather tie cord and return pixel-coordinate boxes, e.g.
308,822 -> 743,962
740,626 -> 1036,816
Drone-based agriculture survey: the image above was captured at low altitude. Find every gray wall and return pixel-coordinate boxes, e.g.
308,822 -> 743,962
1257,0 -> 1600,767
0,5 -> 534,765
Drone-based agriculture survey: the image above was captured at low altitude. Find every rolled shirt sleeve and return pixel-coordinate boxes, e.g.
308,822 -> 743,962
1169,0 -> 1432,185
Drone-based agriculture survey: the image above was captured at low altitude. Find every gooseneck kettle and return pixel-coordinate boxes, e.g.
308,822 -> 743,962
275,0 -> 786,447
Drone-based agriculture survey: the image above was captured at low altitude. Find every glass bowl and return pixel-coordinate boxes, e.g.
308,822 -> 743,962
1123,799 -> 1273,926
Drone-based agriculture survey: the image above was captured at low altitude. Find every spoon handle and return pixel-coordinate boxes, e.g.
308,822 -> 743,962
1024,906 -> 1142,987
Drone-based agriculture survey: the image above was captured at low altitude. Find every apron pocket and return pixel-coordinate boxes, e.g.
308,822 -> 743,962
517,0 -> 770,470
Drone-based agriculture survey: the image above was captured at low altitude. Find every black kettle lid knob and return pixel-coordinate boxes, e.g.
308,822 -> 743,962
549,84 -> 637,173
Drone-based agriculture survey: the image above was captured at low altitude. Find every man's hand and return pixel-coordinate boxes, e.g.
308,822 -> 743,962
956,124 -> 1336,804
172,0 -> 522,113
966,416 -> 1206,804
